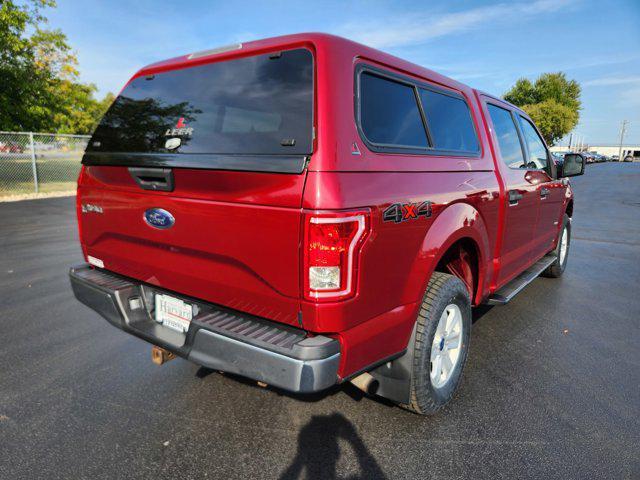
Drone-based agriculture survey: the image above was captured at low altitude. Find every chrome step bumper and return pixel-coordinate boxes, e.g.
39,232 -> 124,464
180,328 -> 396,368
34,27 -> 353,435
69,264 -> 340,393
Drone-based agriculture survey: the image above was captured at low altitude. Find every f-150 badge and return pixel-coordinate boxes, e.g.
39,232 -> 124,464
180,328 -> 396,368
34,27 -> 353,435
383,201 -> 432,223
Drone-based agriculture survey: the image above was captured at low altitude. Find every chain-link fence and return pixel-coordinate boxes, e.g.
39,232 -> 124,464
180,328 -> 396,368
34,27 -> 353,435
0,131 -> 90,198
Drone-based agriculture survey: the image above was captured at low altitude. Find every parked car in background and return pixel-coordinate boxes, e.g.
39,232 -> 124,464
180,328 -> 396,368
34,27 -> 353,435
69,33 -> 586,415
0,141 -> 24,153
623,150 -> 640,162
583,152 -> 596,164
611,155 -> 619,161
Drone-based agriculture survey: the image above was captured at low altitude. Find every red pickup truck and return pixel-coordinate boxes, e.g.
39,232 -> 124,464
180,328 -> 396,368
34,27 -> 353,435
69,33 -> 585,415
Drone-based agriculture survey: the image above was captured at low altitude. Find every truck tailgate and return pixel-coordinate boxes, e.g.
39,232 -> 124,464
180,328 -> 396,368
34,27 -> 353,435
78,166 -> 305,326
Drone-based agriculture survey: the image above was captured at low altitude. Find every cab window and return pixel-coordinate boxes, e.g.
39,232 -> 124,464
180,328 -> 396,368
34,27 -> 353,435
487,104 -> 526,169
518,117 -> 549,170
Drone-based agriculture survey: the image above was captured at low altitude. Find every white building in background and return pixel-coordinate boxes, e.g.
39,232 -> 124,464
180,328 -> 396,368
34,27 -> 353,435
550,144 -> 640,160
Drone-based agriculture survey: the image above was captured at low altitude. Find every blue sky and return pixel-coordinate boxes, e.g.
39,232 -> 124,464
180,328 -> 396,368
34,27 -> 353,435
45,0 -> 640,145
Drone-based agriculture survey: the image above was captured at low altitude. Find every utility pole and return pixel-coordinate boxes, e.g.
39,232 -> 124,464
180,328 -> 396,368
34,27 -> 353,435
618,120 -> 628,162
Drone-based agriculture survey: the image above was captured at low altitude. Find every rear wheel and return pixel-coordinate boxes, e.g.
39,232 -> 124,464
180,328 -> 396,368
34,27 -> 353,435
402,272 -> 471,415
543,214 -> 570,278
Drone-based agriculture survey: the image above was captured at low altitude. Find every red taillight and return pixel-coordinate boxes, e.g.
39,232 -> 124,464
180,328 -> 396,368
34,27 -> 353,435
303,210 -> 369,301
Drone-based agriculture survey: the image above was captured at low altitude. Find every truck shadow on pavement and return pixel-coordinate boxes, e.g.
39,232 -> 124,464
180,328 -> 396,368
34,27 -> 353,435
278,412 -> 388,480
196,366 -> 398,409
472,304 -> 494,324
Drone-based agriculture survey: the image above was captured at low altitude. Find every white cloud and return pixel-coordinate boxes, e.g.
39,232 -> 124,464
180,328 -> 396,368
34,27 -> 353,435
559,54 -> 640,71
583,75 -> 640,87
336,0 -> 576,49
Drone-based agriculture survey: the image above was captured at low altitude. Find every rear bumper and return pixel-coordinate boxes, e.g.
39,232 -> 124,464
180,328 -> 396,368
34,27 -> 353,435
69,264 -> 340,393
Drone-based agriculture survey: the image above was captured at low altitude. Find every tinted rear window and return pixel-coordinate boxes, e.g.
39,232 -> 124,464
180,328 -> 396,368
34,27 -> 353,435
419,89 -> 478,152
87,48 -> 313,157
359,73 -> 428,148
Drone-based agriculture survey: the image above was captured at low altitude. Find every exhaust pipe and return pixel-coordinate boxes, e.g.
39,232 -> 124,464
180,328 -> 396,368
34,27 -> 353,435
151,345 -> 176,365
350,372 -> 378,394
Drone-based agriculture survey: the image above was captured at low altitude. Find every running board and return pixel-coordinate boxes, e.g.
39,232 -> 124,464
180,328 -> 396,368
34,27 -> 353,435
487,254 -> 557,305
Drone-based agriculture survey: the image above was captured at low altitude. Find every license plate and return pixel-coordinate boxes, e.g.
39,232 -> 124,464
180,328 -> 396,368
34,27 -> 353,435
155,293 -> 193,333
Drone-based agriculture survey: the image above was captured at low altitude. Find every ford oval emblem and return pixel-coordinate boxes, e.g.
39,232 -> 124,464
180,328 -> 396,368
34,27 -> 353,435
144,208 -> 175,229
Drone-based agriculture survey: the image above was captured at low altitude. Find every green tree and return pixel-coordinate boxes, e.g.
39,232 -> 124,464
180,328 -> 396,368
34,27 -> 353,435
0,0 -> 110,134
0,0 -> 51,131
520,100 -> 578,146
502,78 -> 537,106
504,72 -> 581,145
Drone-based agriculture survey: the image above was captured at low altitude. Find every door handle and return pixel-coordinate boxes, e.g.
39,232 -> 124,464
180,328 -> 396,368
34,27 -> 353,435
540,187 -> 550,199
508,189 -> 523,206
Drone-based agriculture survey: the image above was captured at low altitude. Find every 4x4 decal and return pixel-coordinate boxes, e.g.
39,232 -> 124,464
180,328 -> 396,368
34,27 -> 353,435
383,201 -> 432,223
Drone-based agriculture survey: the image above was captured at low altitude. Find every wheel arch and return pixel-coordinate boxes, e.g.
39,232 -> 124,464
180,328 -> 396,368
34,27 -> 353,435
405,202 -> 493,307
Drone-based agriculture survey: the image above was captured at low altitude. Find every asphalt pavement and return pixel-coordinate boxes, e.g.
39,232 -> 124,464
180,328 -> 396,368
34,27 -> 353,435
1,162 -> 639,479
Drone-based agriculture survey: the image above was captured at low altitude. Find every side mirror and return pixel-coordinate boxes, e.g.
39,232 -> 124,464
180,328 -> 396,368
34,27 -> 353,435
559,154 -> 585,178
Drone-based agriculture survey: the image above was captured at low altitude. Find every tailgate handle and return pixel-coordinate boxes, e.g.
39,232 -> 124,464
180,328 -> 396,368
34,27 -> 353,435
128,167 -> 174,192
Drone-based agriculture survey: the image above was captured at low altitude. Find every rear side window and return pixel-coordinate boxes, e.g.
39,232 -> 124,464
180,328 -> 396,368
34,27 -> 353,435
487,104 -> 526,169
419,89 -> 478,152
359,73 -> 428,148
87,48 -> 313,158
357,69 -> 479,155
518,116 -> 548,170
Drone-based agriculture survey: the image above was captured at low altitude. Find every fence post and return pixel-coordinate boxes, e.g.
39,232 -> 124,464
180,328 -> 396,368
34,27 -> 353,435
29,132 -> 39,193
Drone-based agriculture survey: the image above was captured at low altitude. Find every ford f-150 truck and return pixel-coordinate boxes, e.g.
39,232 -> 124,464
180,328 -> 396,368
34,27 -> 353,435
69,33 -> 585,414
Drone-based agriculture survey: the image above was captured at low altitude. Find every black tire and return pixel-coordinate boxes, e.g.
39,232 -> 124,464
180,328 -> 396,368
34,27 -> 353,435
401,272 -> 471,415
543,214 -> 571,278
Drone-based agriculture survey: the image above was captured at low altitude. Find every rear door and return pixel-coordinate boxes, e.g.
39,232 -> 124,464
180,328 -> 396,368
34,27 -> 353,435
483,100 -> 539,287
78,48 -> 314,327
516,115 -> 566,257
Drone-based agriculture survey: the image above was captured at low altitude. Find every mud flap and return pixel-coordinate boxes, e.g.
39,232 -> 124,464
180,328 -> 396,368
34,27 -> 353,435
368,322 -> 417,404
